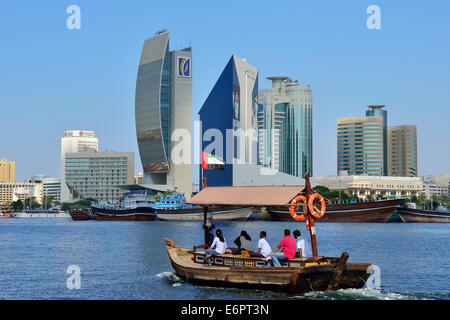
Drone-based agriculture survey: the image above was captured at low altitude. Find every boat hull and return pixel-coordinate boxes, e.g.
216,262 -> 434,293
164,239 -> 371,293
70,213 -> 90,221
397,207 -> 450,223
267,198 -> 403,222
92,207 -> 155,221
11,212 -> 70,218
156,207 -> 253,221
95,212 -> 155,221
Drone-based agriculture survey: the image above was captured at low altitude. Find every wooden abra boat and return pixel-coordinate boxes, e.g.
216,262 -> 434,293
164,174 -> 373,293
397,206 -> 450,223
267,198 -> 404,223
164,238 -> 371,293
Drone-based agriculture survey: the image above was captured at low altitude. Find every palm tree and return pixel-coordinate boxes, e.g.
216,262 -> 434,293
416,193 -> 427,208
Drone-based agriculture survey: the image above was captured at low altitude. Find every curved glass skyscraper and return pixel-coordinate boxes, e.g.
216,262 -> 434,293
135,32 -> 170,178
135,31 -> 193,195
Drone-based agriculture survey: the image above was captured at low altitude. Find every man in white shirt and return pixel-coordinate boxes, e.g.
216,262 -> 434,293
293,229 -> 313,258
257,231 -> 276,266
257,231 -> 273,257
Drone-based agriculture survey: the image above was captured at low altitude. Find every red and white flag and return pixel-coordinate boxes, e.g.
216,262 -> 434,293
202,152 -> 225,170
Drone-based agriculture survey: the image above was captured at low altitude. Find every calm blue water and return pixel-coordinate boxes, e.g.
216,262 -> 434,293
0,218 -> 448,300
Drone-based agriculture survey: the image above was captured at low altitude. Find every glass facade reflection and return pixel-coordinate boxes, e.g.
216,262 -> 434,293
258,77 -> 313,177
135,32 -> 170,174
337,117 -> 384,175
365,105 -> 387,175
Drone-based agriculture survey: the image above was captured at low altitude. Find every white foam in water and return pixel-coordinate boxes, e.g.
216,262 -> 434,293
300,288 -> 420,300
157,271 -> 183,285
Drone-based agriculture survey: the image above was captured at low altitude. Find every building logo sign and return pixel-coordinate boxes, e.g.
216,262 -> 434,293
178,57 -> 191,77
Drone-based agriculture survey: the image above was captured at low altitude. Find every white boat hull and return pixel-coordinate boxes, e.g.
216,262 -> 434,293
398,209 -> 450,223
156,207 -> 253,221
12,212 -> 71,218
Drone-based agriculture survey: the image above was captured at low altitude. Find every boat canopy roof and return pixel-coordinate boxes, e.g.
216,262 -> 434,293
187,186 -> 305,206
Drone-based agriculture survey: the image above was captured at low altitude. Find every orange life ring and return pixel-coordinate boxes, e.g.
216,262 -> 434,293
289,195 -> 307,221
308,193 -> 326,219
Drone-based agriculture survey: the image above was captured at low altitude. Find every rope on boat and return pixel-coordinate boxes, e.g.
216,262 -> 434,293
176,248 -> 190,256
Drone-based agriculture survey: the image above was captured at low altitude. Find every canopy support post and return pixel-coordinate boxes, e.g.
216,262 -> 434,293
202,205 -> 213,247
304,173 -> 318,257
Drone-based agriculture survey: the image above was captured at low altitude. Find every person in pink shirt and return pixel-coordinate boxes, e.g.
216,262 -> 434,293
267,229 -> 296,267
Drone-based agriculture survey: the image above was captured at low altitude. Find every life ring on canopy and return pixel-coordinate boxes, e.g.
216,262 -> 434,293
308,193 -> 326,219
289,195 -> 307,221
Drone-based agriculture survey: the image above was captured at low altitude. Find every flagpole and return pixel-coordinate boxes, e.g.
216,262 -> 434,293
201,151 -> 204,190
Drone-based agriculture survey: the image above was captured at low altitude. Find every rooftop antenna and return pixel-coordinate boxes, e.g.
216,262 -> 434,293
155,29 -> 168,35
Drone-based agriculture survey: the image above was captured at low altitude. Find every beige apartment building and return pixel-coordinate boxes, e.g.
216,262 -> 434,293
0,182 -> 38,205
0,158 -> 15,183
387,125 -> 417,177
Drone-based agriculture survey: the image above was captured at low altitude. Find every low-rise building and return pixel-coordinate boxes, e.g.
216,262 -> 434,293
422,173 -> 449,199
311,174 -> 423,199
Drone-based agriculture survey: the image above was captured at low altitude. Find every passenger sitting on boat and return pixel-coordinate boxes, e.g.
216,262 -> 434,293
205,229 -> 227,266
268,229 -> 297,267
293,230 -> 313,258
256,231 -> 273,262
232,230 -> 253,252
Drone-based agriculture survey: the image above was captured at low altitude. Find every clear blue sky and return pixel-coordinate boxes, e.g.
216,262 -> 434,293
1,0 -> 449,182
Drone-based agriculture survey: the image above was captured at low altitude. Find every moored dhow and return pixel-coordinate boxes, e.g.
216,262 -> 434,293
69,206 -> 91,221
397,204 -> 450,223
165,174 -> 374,293
91,192 -> 155,221
267,198 -> 404,222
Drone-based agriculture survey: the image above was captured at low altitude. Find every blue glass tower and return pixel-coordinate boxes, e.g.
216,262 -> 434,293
198,55 -> 258,189
257,77 -> 313,177
365,105 -> 387,175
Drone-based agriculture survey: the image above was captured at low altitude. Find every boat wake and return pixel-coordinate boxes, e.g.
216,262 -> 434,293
298,288 -> 421,300
157,271 -> 184,287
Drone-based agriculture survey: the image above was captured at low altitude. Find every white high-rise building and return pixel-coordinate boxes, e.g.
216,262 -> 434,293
61,130 -> 98,203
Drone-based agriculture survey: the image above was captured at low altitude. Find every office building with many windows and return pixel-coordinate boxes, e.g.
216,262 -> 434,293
257,76 -> 313,177
337,116 -> 384,175
311,174 -> 423,199
0,158 -> 15,183
365,105 -> 388,175
64,151 -> 134,204
61,130 -> 98,202
198,56 -> 307,188
388,125 -> 418,177
135,30 -> 193,197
